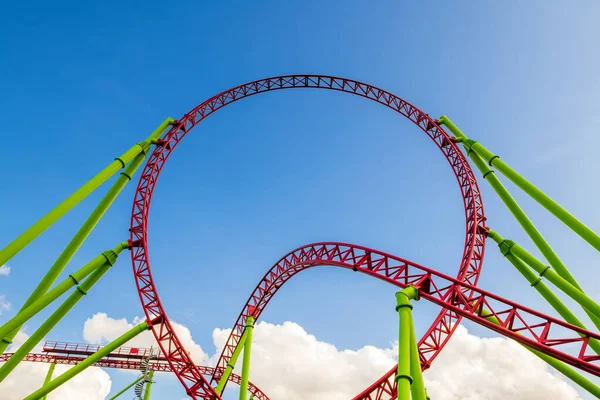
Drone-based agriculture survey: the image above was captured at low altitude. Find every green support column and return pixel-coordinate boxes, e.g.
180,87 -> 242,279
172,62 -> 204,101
239,316 -> 255,400
143,369 -> 155,400
438,115 -> 600,252
40,362 -> 56,400
395,286 -> 419,400
215,327 -> 251,395
0,243 -> 128,382
487,230 -> 600,354
487,230 -> 600,321
476,305 -> 600,398
0,118 -> 173,355
438,116 -> 600,330
23,321 -> 150,400
0,242 -> 128,349
108,375 -> 144,400
0,117 -> 172,269
409,316 -> 427,400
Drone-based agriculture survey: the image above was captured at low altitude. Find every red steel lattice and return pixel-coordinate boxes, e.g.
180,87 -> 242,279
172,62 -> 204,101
215,242 -> 600,400
129,75 -> 487,399
42,341 -> 158,360
0,352 -> 269,400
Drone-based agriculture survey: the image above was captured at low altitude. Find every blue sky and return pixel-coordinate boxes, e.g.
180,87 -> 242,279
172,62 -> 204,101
1,1 -> 599,399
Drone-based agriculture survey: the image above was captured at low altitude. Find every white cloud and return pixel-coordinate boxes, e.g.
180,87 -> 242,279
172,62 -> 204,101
423,325 -> 581,400
0,265 -> 10,276
0,361 -> 111,400
212,321 -> 397,400
1,312 -> 581,400
211,323 -> 580,400
82,313 -> 209,364
0,332 -> 111,400
0,295 -> 11,316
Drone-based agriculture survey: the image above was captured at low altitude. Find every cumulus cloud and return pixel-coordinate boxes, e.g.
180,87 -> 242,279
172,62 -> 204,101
0,295 -> 11,316
0,265 -> 10,276
213,321 -> 397,400
83,313 -> 209,364
0,332 -> 111,400
1,312 -> 582,400
0,362 -> 111,400
211,323 -> 580,400
423,325 -> 581,400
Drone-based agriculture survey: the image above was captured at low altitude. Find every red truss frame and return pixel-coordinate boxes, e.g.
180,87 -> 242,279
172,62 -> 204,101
0,352 -> 269,400
129,75 -> 486,399
215,242 -> 600,400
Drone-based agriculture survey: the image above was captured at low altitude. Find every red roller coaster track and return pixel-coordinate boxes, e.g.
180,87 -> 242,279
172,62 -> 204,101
215,242 -> 600,400
129,75 -> 487,399
0,352 -> 269,400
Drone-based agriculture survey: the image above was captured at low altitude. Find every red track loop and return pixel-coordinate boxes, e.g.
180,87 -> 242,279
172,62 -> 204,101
129,75 -> 486,399
1,353 -> 269,400
216,242 -> 600,400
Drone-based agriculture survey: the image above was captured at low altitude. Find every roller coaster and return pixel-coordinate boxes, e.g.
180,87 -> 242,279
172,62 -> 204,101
0,75 -> 599,399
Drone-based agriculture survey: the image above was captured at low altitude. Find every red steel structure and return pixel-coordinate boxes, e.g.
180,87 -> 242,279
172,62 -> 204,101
0,345 -> 270,400
129,75 -> 487,399
2,74 -> 598,399
213,242 -> 600,399
43,341 -> 157,360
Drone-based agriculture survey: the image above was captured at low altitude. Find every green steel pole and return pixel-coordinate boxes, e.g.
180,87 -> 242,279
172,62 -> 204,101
23,321 -> 150,400
215,329 -> 251,395
477,305 -> 600,398
0,243 -> 128,349
438,116 -> 600,329
438,115 -> 600,252
0,117 -> 173,269
143,369 -> 155,400
108,375 -> 144,400
438,116 -> 581,284
487,230 -> 600,322
40,362 -> 56,400
0,243 -> 127,382
488,230 -> 600,355
409,314 -> 427,400
0,118 -> 172,354
239,316 -> 255,400
395,286 -> 419,400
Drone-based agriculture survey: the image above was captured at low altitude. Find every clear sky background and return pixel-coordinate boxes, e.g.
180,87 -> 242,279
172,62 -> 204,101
1,1 -> 599,399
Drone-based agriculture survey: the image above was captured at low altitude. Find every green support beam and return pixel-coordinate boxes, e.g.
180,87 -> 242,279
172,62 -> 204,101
438,115 -> 600,252
476,305 -> 600,398
0,242 -> 128,382
0,242 -> 128,351
409,314 -> 427,400
23,321 -> 150,400
215,324 -> 252,395
0,118 -> 173,355
487,230 -> 600,354
0,117 -> 172,269
108,375 -> 144,400
395,286 -> 419,400
143,369 -> 155,400
239,316 -> 255,400
40,362 -> 56,400
487,230 -> 600,322
438,116 -> 600,330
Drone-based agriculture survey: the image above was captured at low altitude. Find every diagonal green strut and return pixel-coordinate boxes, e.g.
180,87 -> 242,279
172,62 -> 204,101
438,115 -> 600,252
23,321 -> 150,400
0,118 -> 173,355
109,375 -> 144,400
476,304 -> 600,398
0,242 -> 129,382
438,116 -> 600,331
